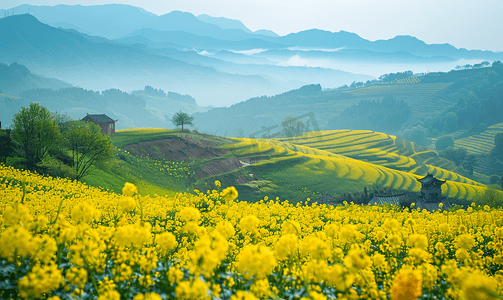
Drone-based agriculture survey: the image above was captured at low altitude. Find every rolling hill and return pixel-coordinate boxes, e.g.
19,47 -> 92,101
194,64 -> 502,137
80,128 -> 495,205
0,14 -> 290,106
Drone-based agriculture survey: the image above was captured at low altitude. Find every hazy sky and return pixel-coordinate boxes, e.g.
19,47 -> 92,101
3,0 -> 503,51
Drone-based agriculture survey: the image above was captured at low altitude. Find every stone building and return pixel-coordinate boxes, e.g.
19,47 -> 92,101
417,173 -> 445,202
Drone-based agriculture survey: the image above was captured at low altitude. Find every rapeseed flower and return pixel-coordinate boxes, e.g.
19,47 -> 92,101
122,182 -> 138,196
390,266 -> 422,300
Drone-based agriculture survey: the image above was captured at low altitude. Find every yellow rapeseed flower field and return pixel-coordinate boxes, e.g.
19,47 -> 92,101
1,164 -> 503,299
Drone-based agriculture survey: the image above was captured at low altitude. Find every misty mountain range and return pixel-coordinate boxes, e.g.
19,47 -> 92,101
1,3 -> 502,108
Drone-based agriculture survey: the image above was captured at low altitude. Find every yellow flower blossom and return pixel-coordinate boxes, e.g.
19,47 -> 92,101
122,182 -> 138,197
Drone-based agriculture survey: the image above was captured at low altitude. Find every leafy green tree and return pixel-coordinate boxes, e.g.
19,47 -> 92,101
439,147 -> 467,166
172,111 -> 194,132
0,129 -> 13,163
490,175 -> 501,185
64,121 -> 114,180
12,103 -> 60,170
282,115 -> 304,137
402,125 -> 428,146
435,136 -> 454,151
462,154 -> 477,175
477,187 -> 503,208
443,112 -> 458,133
491,133 -> 503,163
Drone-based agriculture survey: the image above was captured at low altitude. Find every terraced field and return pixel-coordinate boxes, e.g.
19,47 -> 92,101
344,82 -> 450,99
223,131 -> 490,201
454,122 -> 503,155
277,130 -> 485,184
410,69 -> 492,122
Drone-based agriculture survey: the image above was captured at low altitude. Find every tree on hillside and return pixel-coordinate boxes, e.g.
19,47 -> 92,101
0,129 -> 13,163
491,133 -> 503,164
172,111 -> 194,132
462,154 -> 477,175
402,125 -> 428,146
439,147 -> 467,166
443,112 -> 458,133
282,115 -> 305,137
12,103 -> 60,170
65,121 -> 114,180
435,136 -> 455,151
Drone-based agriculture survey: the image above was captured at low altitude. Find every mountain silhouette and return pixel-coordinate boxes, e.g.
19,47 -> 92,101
0,14 -> 289,106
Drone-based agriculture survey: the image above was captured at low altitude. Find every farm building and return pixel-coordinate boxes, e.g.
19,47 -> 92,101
367,188 -> 450,212
81,114 -> 117,134
417,173 -> 445,202
368,193 -> 408,206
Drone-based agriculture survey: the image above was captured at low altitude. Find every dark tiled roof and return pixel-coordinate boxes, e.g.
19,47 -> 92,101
416,198 -> 451,212
417,173 -> 445,186
368,193 -> 408,206
82,114 -> 116,123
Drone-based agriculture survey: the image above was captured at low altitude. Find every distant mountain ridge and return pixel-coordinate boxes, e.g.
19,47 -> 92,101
0,62 -> 71,96
2,3 -> 501,61
0,14 -> 282,106
0,4 -> 271,41
0,14 -> 369,106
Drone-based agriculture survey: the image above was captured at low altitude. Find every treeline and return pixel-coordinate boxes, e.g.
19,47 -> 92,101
454,61 -> 491,70
1,103 -> 113,180
21,87 -> 146,109
378,70 -> 414,82
132,85 -> 197,104
328,96 -> 411,132
422,61 -> 503,136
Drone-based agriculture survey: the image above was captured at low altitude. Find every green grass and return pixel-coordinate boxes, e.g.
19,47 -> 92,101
214,132 -> 493,202
111,128 -> 180,149
82,129 -> 237,196
112,128 -> 235,149
81,147 -> 192,197
82,128 -> 496,204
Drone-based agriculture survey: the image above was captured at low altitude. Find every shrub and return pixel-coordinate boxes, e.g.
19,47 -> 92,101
435,136 -> 455,151
477,187 -> 503,207
490,175 -> 501,185
36,156 -> 77,179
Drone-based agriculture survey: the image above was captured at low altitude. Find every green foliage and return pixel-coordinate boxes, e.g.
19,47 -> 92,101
64,121 -> 114,180
491,133 -> 503,163
171,111 -> 194,132
462,153 -> 477,175
328,95 -> 411,132
401,125 -> 428,146
36,155 -> 76,179
442,112 -> 458,133
439,147 -> 467,166
435,136 -> 455,151
490,175 -> 501,185
281,115 -> 305,137
477,187 -> 503,207
0,129 -> 13,163
12,103 -> 60,170
378,70 -> 414,82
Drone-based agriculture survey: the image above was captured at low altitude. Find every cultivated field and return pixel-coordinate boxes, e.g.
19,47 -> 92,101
1,164 -> 502,299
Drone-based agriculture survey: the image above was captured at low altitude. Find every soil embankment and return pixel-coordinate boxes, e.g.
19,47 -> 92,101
123,136 -> 257,183
124,138 -> 228,161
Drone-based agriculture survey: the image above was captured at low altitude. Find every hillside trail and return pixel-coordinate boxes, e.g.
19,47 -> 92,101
123,136 -> 257,182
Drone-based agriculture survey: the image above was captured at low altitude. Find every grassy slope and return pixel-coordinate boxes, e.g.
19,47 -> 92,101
216,134 -> 491,203
81,128 -> 235,197
277,130 -> 488,184
81,128 -> 495,204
